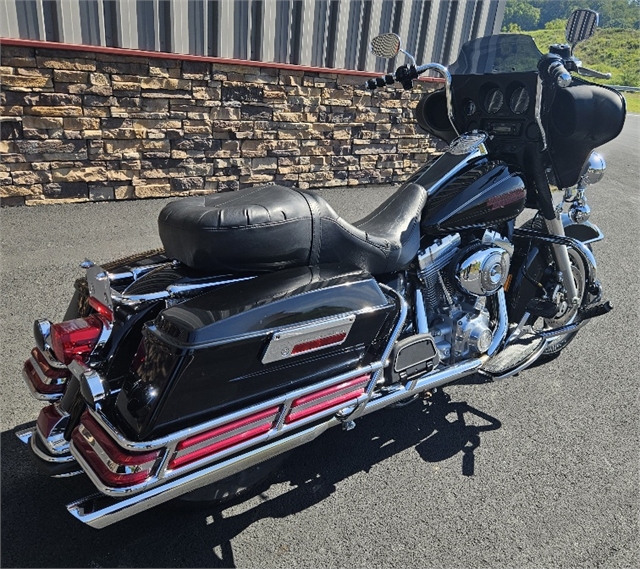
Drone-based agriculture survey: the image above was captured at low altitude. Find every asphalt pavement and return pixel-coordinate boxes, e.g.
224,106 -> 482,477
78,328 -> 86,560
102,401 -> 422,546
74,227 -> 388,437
1,115 -> 638,568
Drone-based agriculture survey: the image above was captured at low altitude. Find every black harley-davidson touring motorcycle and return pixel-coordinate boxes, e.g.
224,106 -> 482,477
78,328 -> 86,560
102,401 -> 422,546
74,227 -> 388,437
17,10 -> 625,528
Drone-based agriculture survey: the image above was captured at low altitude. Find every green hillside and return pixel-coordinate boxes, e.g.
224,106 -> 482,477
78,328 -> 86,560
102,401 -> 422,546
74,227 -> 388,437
526,27 -> 640,86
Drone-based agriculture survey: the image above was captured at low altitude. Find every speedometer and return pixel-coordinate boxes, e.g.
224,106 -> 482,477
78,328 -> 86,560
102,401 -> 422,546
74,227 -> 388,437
484,88 -> 504,114
509,87 -> 530,114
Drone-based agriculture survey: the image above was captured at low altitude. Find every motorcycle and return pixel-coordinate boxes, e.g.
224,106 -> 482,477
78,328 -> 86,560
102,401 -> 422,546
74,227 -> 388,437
17,9 -> 625,529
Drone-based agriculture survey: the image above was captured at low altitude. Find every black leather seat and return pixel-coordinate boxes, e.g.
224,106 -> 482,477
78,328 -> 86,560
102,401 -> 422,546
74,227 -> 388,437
158,183 -> 427,275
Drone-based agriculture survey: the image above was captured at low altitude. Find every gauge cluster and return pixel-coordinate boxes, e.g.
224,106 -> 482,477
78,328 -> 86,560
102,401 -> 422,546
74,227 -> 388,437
451,72 -> 540,141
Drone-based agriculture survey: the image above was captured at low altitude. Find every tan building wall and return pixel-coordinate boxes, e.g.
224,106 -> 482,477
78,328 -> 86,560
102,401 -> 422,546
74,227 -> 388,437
1,43 -> 441,206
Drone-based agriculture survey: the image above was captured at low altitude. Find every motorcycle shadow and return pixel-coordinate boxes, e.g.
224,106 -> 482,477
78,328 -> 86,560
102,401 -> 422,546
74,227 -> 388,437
0,387 -> 501,568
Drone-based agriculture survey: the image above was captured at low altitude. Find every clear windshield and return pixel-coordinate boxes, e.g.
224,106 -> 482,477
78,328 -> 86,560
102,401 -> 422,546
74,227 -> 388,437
448,34 -> 543,75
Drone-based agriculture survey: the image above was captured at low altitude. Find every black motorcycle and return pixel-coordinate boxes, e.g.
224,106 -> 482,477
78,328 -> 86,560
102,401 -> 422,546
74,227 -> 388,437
17,9 -> 625,528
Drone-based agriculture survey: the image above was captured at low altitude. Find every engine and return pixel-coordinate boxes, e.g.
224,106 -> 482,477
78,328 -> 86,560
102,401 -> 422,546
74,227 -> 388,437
417,230 -> 513,362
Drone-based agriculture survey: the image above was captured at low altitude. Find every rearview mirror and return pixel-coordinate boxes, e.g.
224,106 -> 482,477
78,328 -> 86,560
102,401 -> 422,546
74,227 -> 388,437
565,9 -> 599,46
370,33 -> 401,59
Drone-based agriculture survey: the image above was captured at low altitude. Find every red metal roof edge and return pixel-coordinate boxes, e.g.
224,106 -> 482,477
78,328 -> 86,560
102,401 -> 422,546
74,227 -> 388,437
0,37 -> 443,83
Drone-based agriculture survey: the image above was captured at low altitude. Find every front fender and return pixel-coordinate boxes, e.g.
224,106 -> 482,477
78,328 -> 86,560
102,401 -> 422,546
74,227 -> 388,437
561,213 -> 604,244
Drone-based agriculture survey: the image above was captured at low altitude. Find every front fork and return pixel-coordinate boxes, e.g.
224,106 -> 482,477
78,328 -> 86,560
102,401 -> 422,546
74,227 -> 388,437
544,216 -> 580,304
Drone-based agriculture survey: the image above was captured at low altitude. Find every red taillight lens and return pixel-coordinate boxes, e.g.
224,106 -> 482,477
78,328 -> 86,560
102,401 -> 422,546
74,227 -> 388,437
23,348 -> 70,395
88,296 -> 113,321
169,406 -> 280,470
50,315 -> 104,365
285,375 -> 370,424
72,412 -> 161,487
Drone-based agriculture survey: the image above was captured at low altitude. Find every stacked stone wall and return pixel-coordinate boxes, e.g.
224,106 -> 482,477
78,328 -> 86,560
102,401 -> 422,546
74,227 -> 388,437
1,44 -> 440,206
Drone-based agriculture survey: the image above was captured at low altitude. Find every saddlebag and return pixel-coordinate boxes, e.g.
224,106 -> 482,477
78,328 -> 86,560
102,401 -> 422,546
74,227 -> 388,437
114,264 -> 398,440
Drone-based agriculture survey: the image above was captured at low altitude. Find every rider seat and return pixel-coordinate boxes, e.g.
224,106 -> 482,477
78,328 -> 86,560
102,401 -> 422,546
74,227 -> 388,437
158,183 -> 427,275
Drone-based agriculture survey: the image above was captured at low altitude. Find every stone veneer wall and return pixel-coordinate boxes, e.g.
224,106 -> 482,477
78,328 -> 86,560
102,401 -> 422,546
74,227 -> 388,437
0,43 -> 440,206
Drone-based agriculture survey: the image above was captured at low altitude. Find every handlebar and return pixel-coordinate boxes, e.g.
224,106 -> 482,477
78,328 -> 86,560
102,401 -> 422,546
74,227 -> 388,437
364,62 -> 458,136
547,59 -> 572,88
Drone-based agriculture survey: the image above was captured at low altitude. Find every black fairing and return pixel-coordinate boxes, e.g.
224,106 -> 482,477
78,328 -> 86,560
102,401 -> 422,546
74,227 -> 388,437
421,162 -> 526,234
114,264 -> 398,440
547,78 -> 626,188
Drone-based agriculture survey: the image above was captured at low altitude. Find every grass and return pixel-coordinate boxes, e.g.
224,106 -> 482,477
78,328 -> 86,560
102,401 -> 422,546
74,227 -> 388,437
623,91 -> 640,114
521,27 -> 640,88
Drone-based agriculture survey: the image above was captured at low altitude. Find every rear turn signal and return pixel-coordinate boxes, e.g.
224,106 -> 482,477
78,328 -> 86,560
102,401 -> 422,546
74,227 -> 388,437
72,412 -> 160,487
50,315 -> 104,365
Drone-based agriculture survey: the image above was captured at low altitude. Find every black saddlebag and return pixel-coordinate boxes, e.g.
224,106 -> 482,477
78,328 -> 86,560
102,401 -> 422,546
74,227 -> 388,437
114,264 -> 398,440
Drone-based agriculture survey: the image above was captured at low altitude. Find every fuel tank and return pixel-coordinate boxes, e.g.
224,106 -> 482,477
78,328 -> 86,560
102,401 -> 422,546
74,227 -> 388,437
114,264 -> 398,440
420,161 -> 526,235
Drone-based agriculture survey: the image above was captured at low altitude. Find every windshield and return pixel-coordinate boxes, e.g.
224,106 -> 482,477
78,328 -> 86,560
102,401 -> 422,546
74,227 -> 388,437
448,34 -> 543,75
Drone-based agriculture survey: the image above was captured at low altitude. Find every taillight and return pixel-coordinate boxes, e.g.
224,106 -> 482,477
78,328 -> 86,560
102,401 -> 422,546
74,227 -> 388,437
88,296 -> 113,321
285,375 -> 370,424
50,315 -> 104,365
169,406 -> 280,470
72,412 -> 160,487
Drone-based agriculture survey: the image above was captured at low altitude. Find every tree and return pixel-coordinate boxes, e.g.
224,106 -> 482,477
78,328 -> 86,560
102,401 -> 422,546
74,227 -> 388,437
502,0 -> 541,31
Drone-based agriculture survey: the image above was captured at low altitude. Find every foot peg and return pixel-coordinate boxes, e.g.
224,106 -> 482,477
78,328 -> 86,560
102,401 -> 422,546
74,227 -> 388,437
579,299 -> 613,320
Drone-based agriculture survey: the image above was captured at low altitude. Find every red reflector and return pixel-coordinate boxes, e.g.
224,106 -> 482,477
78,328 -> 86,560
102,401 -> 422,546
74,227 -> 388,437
285,375 -> 370,424
291,332 -> 347,355
36,403 -> 67,437
88,296 -> 113,320
169,406 -> 280,470
72,412 -> 160,488
23,348 -> 69,395
50,315 -> 104,365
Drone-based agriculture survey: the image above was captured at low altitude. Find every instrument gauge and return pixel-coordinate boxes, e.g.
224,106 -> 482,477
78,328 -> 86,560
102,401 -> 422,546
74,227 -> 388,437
484,88 -> 504,114
509,87 -> 530,114
463,99 -> 477,116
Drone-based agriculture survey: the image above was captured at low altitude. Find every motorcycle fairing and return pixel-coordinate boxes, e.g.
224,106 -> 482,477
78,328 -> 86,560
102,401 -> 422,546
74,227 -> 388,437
158,183 -> 427,275
547,78 -> 626,188
115,264 -> 399,440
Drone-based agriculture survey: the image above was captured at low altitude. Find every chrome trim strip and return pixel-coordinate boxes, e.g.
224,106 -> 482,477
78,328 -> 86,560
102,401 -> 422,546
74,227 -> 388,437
262,314 -> 356,364
534,75 -> 548,151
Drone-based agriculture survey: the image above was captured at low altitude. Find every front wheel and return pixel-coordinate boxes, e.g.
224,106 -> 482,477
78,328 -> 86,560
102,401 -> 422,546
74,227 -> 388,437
535,244 -> 589,357
521,218 -> 590,357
